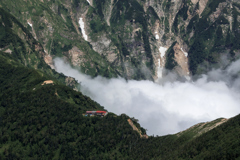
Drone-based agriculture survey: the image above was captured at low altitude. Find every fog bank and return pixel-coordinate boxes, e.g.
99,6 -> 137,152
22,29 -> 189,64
54,58 -> 240,136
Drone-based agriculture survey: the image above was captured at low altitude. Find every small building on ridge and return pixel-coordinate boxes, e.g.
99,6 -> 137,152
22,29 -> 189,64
84,111 -> 108,117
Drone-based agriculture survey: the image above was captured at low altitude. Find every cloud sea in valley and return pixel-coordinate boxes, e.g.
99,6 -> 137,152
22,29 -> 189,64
54,58 -> 240,136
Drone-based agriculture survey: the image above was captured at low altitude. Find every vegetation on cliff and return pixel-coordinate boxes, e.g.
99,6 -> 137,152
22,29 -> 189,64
1,1 -> 240,159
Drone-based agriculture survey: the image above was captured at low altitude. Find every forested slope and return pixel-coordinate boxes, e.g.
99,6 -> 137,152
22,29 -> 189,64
1,1 -> 240,159
0,8 -> 78,88
128,116 -> 240,159
1,52 -> 240,159
0,52 -> 144,159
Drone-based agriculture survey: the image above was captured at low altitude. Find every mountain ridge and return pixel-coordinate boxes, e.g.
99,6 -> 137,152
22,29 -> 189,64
1,1 -> 240,159
1,51 -> 240,159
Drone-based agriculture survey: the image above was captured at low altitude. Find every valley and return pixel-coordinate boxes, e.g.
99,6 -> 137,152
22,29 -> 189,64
0,0 -> 240,159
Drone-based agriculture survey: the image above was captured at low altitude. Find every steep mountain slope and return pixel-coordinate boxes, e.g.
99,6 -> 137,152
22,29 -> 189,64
0,36 -> 239,158
1,55 -> 239,159
0,52 -> 142,159
129,115 -> 240,159
0,8 -> 78,88
1,0 -> 239,80
0,0 -> 118,79
1,1 -> 240,159
176,116 -> 240,159
1,51 -> 240,159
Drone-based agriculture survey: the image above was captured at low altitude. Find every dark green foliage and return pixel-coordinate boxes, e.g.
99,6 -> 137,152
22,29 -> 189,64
213,26 -> 224,49
187,15 -> 199,33
178,116 -> 240,159
72,0 -> 89,8
0,53 -> 140,159
90,19 -> 106,33
110,0 -> 129,25
164,18 -> 169,33
51,40 -> 72,56
232,6 -> 240,50
147,6 -> 160,26
1,1 -> 240,158
188,38 -> 206,74
0,8 -> 71,85
109,0 -> 153,72
215,15 -> 229,25
0,8 -> 30,52
165,42 -> 177,70
93,0 -> 106,18
185,0 -> 240,75
87,4 -> 108,35
181,5 -> 189,21
72,0 -> 80,8
129,115 -> 240,159
121,43 -> 130,57
163,0 -> 172,12
225,28 -> 234,48
229,49 -> 235,59
196,18 -> 210,32
201,0 -> 226,18
1,45 -> 240,159
172,4 -> 188,34
0,0 -> 118,79
57,4 -> 75,31
131,1 -> 152,59
172,17 -> 179,34
51,40 -> 63,56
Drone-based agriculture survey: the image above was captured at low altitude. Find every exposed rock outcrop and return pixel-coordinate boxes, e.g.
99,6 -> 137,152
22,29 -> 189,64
44,54 -> 55,69
128,119 -> 148,139
68,46 -> 85,67
1,0 -> 239,80
173,43 -> 190,77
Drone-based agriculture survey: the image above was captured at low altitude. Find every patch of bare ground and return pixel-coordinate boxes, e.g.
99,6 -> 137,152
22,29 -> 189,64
68,46 -> 86,66
4,49 -> 12,54
191,0 -> 209,16
127,119 -> 148,139
44,54 -> 55,69
173,43 -> 190,76
42,80 -> 54,85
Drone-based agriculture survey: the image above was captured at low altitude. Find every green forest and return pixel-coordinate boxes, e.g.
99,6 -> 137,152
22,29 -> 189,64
1,45 -> 240,159
1,1 -> 240,159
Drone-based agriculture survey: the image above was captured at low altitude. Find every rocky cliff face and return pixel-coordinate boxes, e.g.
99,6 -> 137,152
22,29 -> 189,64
1,0 -> 239,80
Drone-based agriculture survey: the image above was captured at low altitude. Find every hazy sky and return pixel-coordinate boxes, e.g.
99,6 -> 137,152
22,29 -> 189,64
54,58 -> 240,136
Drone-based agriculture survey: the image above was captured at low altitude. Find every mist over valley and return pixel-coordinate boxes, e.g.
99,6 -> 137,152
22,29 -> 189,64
54,57 -> 240,136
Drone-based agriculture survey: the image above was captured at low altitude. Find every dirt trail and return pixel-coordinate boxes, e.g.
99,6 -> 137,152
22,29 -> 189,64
127,119 -> 148,139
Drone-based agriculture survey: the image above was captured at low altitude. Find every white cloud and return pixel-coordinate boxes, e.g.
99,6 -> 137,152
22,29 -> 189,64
54,58 -> 240,136
226,59 -> 240,75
